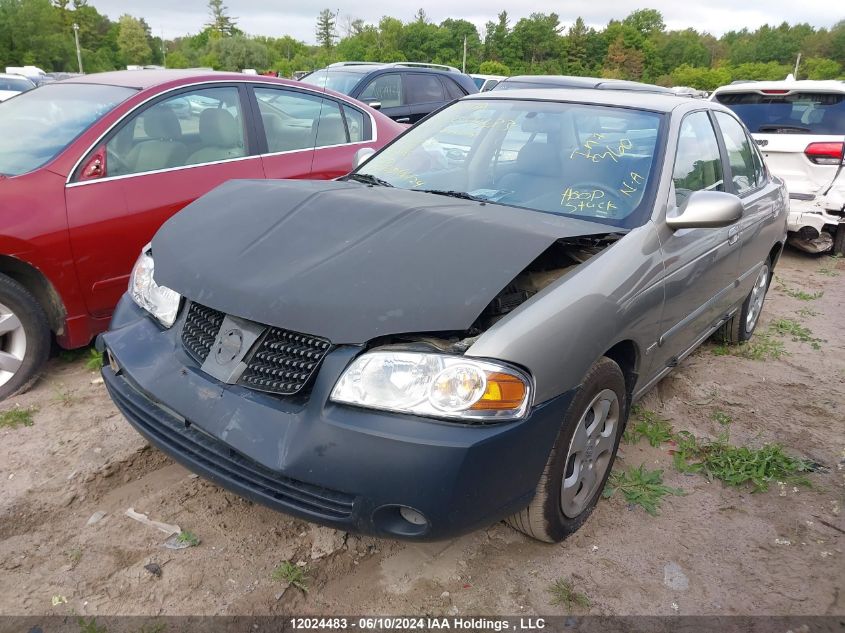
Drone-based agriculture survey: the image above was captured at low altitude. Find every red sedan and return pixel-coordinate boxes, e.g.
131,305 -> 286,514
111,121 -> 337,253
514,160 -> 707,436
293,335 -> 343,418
0,69 -> 404,399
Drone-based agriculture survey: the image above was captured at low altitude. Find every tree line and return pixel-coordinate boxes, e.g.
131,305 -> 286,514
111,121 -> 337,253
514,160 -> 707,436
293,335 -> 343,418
1,0 -> 843,90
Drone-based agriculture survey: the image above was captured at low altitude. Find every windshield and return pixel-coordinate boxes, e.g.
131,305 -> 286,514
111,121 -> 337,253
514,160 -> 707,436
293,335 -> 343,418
715,92 -> 845,135
0,82 -> 135,176
353,98 -> 664,228
299,70 -> 364,95
0,77 -> 34,92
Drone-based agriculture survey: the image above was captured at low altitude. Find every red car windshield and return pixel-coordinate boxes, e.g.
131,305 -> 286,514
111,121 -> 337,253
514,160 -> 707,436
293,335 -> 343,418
0,82 -> 136,176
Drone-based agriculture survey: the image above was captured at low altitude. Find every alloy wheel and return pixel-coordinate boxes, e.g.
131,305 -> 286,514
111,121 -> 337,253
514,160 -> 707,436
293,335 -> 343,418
0,300 -> 26,388
745,264 -> 769,333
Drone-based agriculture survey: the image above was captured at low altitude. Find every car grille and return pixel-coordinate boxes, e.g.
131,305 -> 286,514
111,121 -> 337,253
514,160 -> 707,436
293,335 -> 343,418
182,302 -> 225,363
180,301 -> 332,396
105,373 -> 356,521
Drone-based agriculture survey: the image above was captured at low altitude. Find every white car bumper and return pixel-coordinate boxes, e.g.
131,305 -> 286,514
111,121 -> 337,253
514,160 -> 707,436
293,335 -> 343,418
786,188 -> 845,253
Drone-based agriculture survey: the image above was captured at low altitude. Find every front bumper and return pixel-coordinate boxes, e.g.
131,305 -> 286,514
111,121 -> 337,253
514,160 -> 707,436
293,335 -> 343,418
100,296 -> 571,540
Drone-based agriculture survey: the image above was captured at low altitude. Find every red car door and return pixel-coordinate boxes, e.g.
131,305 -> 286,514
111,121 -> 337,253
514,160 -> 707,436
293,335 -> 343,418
65,83 -> 264,317
251,85 -> 319,179
310,100 -> 380,180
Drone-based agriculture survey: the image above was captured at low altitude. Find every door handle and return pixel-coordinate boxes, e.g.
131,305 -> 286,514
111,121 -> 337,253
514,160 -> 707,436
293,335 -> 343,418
395,117 -> 410,123
727,226 -> 739,245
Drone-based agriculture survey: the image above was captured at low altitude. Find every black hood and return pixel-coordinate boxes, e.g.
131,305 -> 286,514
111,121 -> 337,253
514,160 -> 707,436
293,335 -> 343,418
153,179 -> 611,344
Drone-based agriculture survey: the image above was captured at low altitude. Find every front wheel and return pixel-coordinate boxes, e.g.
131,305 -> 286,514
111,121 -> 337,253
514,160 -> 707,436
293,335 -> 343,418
721,260 -> 770,344
506,356 -> 628,542
0,274 -> 50,401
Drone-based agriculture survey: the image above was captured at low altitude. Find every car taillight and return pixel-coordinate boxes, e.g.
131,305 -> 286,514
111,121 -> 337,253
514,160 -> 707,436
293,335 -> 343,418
804,142 -> 844,166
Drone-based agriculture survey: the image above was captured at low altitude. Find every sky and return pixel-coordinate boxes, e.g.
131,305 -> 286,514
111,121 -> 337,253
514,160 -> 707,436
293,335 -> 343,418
92,0 -> 843,43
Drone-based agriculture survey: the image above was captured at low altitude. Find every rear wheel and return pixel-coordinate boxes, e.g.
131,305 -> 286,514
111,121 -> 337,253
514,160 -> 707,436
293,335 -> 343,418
721,260 -> 770,344
0,274 -> 50,401
506,357 -> 627,542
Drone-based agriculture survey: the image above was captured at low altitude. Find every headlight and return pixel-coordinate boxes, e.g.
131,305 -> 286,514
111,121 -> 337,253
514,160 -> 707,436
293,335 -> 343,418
330,351 -> 531,422
128,244 -> 181,327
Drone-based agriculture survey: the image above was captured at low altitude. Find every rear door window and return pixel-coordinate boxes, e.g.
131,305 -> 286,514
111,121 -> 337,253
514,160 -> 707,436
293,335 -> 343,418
715,91 -> 845,135
442,77 -> 467,100
405,74 -> 446,104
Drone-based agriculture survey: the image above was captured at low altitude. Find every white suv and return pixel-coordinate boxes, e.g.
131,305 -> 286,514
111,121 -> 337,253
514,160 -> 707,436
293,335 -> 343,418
711,79 -> 845,254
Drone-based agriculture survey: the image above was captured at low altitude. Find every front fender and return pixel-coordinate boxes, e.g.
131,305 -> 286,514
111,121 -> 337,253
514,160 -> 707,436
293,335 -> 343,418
466,224 -> 664,403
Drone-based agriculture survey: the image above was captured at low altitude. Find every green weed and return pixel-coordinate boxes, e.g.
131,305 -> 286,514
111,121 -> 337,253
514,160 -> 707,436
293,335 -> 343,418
0,407 -> 36,429
603,465 -> 684,515
712,333 -> 786,360
272,561 -> 309,593
85,349 -> 104,371
817,267 -> 839,277
672,431 -> 811,492
623,405 -> 674,447
176,530 -> 200,547
769,318 -> 823,350
548,577 -> 590,612
710,410 -> 732,426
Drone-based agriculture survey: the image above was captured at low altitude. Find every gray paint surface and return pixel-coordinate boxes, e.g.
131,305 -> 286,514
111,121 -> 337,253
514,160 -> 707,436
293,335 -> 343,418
152,179 -> 611,344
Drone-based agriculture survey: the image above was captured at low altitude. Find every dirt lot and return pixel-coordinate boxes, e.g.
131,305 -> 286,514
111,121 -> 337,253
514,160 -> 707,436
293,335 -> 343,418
1,249 -> 843,618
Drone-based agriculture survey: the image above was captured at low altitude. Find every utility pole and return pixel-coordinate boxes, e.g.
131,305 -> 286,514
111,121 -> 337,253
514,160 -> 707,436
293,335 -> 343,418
161,28 -> 167,68
72,23 -> 83,73
462,35 -> 467,73
793,52 -> 801,80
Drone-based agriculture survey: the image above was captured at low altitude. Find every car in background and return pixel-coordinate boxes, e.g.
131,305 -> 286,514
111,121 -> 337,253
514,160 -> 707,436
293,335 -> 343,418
470,73 -> 506,92
711,79 -> 845,254
99,88 -> 786,543
493,75 -> 674,95
0,69 -> 404,400
0,74 -> 35,101
299,62 -> 478,124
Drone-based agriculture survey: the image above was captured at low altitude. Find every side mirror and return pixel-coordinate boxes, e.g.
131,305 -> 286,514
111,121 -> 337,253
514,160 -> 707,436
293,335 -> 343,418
78,148 -> 106,181
366,101 -> 382,110
352,147 -> 376,170
666,190 -> 743,230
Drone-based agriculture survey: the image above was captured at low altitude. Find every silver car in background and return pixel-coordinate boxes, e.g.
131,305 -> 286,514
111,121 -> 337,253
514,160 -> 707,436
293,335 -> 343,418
101,90 -> 787,543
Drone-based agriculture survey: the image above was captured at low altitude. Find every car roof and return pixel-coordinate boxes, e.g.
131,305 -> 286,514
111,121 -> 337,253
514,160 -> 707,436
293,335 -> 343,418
713,79 -> 845,94
498,75 -> 674,94
0,73 -> 33,80
464,87 -> 694,113
60,69 -> 288,90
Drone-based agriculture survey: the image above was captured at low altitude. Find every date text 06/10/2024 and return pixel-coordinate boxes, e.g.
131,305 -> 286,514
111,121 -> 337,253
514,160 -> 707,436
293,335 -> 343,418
288,617 -> 547,630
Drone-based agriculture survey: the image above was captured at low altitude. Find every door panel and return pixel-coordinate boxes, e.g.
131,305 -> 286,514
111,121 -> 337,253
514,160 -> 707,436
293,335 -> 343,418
66,84 -> 263,318
652,111 -> 741,370
404,73 -> 447,123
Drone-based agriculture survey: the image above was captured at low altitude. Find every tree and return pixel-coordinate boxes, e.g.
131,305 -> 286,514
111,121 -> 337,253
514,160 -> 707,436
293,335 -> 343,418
316,9 -> 338,50
207,0 -> 237,37
602,34 -> 644,80
116,14 -> 151,65
209,35 -> 269,70
479,60 -> 510,75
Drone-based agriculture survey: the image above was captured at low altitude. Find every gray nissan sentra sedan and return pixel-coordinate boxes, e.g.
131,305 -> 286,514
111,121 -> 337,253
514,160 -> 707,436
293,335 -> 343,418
99,89 -> 788,542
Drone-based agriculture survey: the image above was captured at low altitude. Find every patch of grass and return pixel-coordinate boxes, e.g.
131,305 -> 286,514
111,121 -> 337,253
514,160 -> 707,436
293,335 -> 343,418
780,282 -> 823,301
796,307 -> 818,318
58,348 -> 88,363
817,267 -> 839,277
66,547 -> 83,569
53,386 -> 80,407
710,410 -> 732,426
271,561 -> 309,593
602,465 -> 684,515
672,431 -> 811,492
0,406 -> 36,429
770,318 -> 823,350
77,617 -> 107,633
548,577 -> 590,613
176,530 -> 200,547
623,405 -> 674,447
712,332 -> 786,361
85,349 -> 104,371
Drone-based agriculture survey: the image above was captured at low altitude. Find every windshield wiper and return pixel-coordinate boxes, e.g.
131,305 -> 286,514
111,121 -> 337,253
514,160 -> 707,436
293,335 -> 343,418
757,124 -> 811,133
412,189 -> 487,202
346,173 -> 394,187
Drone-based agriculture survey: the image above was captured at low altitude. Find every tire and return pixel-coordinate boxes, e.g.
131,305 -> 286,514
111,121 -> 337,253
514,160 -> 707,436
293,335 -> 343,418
721,260 -> 770,345
833,224 -> 845,257
506,356 -> 628,542
0,274 -> 50,401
